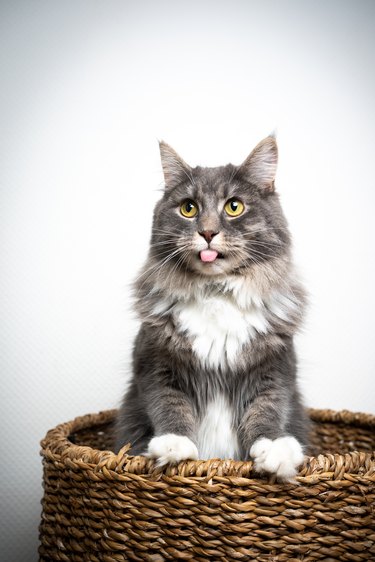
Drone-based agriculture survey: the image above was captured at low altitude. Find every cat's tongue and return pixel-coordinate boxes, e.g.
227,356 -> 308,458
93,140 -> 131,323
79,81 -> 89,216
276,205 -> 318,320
200,249 -> 219,263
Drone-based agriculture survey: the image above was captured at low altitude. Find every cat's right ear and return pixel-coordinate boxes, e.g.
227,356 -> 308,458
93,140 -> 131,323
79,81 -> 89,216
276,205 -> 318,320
159,141 -> 192,190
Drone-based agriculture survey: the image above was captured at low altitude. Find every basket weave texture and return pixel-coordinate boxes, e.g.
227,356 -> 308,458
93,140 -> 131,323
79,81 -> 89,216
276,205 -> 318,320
39,408 -> 375,561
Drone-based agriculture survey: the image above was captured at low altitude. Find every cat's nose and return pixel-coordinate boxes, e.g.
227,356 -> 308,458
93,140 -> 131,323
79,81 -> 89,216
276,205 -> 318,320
199,230 -> 218,243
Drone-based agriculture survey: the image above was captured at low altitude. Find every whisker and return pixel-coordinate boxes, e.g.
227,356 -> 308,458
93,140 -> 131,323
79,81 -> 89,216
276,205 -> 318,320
149,240 -> 181,248
150,248 -> 189,287
167,248 -> 190,280
135,243 -> 193,291
244,239 -> 283,248
133,247 -> 183,286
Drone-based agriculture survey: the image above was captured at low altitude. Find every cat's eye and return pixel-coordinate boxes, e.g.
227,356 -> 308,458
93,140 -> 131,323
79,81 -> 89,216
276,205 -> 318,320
224,198 -> 244,217
180,200 -> 198,218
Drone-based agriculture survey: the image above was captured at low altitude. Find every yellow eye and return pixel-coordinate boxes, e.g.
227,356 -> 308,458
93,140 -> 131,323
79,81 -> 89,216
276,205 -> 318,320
224,198 -> 244,217
180,200 -> 198,218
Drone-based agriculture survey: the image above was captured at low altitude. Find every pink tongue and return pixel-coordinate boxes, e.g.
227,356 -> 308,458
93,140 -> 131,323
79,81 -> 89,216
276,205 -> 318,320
200,250 -> 219,263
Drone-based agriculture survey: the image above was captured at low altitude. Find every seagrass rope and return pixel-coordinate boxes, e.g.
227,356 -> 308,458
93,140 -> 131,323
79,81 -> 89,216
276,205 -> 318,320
41,408 -> 375,479
39,408 -> 375,561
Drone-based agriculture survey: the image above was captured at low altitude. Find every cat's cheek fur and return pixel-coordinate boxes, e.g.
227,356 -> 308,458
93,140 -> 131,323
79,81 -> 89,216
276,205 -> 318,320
250,436 -> 305,481
146,434 -> 199,467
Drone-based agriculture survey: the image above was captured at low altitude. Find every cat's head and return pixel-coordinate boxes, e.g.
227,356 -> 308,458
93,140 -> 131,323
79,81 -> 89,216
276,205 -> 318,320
150,136 -> 291,278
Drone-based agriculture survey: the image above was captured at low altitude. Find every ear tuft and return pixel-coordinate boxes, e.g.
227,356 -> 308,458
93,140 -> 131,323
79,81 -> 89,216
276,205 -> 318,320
159,141 -> 192,190
240,136 -> 278,193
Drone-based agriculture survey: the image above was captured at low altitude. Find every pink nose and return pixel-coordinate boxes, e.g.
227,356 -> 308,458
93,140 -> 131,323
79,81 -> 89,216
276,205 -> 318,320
199,230 -> 218,243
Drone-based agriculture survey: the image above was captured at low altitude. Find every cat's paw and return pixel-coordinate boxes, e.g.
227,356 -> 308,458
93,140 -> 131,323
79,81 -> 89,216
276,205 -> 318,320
250,436 -> 304,481
146,434 -> 199,467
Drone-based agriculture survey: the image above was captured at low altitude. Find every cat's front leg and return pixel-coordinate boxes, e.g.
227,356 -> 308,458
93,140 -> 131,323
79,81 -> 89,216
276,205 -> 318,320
147,433 -> 198,467
239,392 -> 305,481
249,435 -> 304,481
144,386 -> 198,467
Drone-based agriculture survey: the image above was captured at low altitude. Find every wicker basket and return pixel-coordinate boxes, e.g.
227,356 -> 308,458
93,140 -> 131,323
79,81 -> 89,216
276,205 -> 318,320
39,408 -> 375,561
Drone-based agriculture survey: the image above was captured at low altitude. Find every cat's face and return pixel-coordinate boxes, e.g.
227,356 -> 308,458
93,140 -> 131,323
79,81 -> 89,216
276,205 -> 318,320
151,137 -> 291,278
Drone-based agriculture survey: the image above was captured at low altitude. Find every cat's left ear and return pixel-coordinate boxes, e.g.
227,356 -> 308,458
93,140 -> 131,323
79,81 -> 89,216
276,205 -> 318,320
159,141 -> 192,190
239,135 -> 278,193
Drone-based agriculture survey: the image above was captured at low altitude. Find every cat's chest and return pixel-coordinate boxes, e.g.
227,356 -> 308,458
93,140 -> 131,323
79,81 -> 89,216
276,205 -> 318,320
173,293 -> 269,369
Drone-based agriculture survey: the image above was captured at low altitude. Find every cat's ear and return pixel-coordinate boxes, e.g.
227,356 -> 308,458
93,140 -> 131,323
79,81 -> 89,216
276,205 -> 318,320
239,136 -> 278,193
159,141 -> 192,190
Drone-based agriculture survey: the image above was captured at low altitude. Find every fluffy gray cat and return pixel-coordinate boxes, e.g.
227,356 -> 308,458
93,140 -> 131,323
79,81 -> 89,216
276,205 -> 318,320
115,136 -> 309,480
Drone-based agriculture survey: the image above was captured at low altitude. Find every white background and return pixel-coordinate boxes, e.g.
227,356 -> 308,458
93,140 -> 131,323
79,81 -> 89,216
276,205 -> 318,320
1,1 -> 374,560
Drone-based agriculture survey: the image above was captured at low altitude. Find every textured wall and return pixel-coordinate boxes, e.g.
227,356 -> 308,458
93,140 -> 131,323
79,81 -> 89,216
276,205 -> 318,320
1,1 -> 375,560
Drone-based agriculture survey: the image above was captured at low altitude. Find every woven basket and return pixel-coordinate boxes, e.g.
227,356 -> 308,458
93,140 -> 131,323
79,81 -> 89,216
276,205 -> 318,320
39,408 -> 375,561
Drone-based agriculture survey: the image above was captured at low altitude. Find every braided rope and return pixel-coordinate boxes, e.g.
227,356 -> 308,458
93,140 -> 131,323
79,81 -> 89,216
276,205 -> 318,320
39,408 -> 375,561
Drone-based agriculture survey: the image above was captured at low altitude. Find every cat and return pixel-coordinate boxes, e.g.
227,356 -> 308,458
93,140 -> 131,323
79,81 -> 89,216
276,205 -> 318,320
115,135 -> 309,480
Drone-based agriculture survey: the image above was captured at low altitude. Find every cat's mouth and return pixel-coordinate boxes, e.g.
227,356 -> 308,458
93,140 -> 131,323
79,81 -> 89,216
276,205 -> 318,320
199,250 -> 224,263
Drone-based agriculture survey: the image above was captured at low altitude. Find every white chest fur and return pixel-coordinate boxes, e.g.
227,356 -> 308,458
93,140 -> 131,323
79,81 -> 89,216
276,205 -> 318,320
173,291 -> 269,370
197,394 -> 240,460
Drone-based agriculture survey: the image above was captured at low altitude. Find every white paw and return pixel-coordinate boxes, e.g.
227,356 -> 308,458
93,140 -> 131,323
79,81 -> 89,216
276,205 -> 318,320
250,436 -> 304,480
146,434 -> 199,467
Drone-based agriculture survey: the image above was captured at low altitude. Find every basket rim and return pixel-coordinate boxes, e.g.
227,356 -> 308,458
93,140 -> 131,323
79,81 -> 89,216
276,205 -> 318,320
40,407 -> 375,481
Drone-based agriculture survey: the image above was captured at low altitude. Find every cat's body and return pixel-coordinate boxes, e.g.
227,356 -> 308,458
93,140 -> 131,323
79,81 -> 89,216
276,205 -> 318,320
116,136 -> 309,479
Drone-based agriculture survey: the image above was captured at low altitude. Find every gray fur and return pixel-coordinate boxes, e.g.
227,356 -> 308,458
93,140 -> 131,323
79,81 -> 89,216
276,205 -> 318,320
115,137 -> 309,458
